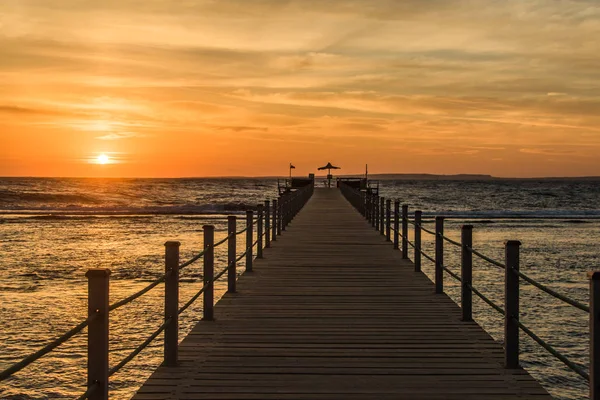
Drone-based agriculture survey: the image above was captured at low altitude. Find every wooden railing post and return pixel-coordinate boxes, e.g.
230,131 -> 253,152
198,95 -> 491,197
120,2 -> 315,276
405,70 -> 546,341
361,191 -> 366,216
461,225 -> 473,322
246,210 -> 253,272
435,217 -> 444,294
366,192 -> 371,221
589,271 -> 600,400
257,205 -> 264,259
385,199 -> 391,241
281,194 -> 287,231
164,241 -> 180,367
505,240 -> 521,368
402,205 -> 408,259
203,225 -> 214,321
371,194 -> 377,228
272,199 -> 277,242
393,201 -> 400,249
379,197 -> 385,236
264,200 -> 271,248
277,197 -> 282,235
414,211 -> 422,272
86,269 -> 110,400
227,216 -> 236,293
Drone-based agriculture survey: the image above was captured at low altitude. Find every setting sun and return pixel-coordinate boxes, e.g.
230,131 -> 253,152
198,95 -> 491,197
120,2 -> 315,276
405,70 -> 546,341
97,154 -> 110,165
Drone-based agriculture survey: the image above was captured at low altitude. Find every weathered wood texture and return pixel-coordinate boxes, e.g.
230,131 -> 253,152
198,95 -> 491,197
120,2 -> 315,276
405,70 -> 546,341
133,188 -> 552,400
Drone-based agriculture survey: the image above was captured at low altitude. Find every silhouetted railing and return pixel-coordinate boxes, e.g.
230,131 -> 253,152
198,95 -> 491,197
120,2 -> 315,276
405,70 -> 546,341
0,183 -> 314,399
340,181 -> 598,399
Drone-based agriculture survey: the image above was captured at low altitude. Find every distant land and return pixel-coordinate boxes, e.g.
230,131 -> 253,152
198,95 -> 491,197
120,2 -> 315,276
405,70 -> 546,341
335,174 -> 600,181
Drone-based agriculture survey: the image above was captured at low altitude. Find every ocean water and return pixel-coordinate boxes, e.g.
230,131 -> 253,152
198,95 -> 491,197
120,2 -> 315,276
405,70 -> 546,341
0,177 -> 599,400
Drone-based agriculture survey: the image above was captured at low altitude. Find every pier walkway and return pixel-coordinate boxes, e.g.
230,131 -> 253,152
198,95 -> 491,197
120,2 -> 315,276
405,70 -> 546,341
134,188 -> 551,399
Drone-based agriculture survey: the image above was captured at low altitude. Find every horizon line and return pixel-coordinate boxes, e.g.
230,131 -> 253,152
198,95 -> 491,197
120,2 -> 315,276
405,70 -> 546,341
1,173 -> 600,180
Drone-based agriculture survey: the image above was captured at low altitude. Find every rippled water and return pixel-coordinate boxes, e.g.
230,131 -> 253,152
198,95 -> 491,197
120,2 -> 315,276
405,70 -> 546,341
0,177 -> 599,399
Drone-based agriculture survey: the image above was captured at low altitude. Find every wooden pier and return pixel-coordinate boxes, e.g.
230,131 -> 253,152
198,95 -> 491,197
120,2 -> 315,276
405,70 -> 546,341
133,188 -> 552,400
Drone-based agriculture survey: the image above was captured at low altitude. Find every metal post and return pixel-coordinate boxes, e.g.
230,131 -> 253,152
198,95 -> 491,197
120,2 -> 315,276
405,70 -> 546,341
86,269 -> 110,400
257,205 -> 263,259
393,201 -> 399,249
264,200 -> 271,248
461,225 -> 473,322
435,217 -> 444,294
272,199 -> 277,241
386,199 -> 391,241
164,241 -> 179,367
589,271 -> 600,400
505,240 -> 521,368
414,211 -> 422,272
380,197 -> 385,236
246,210 -> 253,272
227,216 -> 236,293
203,225 -> 214,321
402,205 -> 409,258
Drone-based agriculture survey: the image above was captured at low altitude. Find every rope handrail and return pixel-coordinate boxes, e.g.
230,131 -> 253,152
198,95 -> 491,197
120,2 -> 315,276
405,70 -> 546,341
467,283 -> 505,316
407,219 -> 416,226
442,265 -> 461,282
467,246 -> 506,269
236,226 -> 248,235
416,223 -> 436,236
252,239 -> 259,248
179,248 -> 207,269
214,232 -> 234,248
236,249 -> 248,262
406,239 -> 416,249
440,234 -> 461,248
513,269 -> 589,313
420,249 -> 435,264
109,317 -> 171,377
178,261 -> 232,316
109,276 -> 165,312
74,382 -> 99,400
0,315 -> 95,382
515,318 -> 589,380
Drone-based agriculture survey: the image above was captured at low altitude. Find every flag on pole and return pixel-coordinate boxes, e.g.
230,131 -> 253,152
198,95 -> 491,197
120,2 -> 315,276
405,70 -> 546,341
290,164 -> 296,169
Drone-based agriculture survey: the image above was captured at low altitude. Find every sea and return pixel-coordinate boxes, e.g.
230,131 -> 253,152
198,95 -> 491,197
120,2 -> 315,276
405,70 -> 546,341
0,177 -> 599,400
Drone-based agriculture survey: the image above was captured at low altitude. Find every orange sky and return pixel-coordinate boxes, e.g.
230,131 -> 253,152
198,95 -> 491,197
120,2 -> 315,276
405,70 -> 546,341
1,1 -> 599,177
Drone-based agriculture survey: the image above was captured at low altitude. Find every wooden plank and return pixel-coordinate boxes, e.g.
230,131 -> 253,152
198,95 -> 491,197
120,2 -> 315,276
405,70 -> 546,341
132,188 -> 552,400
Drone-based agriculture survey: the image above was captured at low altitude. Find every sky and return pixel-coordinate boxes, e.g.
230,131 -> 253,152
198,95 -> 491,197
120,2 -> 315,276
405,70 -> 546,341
1,0 -> 599,177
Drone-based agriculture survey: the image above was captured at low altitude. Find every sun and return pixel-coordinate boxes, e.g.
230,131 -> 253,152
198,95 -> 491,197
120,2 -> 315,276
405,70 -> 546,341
97,154 -> 110,165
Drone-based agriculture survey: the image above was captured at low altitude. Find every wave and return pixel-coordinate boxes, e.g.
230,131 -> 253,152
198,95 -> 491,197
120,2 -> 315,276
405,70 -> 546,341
421,210 -> 600,219
0,202 -> 258,217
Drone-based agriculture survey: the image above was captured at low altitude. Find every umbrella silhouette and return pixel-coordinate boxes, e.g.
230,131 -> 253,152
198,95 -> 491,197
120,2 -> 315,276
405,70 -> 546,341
317,162 -> 341,175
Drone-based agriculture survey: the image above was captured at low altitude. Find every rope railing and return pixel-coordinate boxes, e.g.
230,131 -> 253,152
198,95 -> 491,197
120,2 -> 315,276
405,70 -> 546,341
421,249 -> 435,264
109,317 -> 171,377
442,265 -> 461,282
513,269 -> 589,313
515,318 -> 589,380
0,315 -> 95,382
468,283 -> 505,316
3,181 -> 316,399
416,222 -> 436,236
440,233 -> 461,248
74,383 -> 99,400
337,183 -> 598,393
467,246 -> 506,269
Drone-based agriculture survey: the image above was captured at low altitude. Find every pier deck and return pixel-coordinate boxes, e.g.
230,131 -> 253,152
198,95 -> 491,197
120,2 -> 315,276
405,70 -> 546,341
133,188 -> 552,400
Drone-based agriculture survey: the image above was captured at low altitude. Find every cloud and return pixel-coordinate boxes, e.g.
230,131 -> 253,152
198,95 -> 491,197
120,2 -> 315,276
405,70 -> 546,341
95,132 -> 144,140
